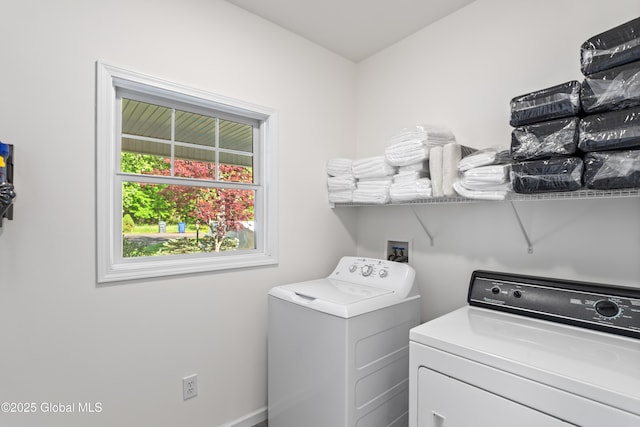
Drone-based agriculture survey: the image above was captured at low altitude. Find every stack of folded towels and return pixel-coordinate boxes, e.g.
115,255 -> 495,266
390,166 -> 432,202
352,156 -> 396,204
327,158 -> 355,203
384,125 -> 456,200
384,125 -> 456,166
453,148 -> 513,200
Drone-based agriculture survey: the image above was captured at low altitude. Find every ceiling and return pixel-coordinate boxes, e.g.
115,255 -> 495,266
225,0 -> 476,62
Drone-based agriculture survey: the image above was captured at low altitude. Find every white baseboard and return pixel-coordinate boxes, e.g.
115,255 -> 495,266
220,406 -> 267,427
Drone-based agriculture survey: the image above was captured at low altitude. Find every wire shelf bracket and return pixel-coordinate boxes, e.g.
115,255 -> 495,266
410,205 -> 434,247
510,201 -> 533,254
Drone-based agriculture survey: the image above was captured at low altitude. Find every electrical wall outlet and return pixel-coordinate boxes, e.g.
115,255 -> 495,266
183,374 -> 198,400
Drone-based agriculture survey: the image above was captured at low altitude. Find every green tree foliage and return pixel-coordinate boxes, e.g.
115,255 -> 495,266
121,153 -> 172,224
121,152 -> 254,253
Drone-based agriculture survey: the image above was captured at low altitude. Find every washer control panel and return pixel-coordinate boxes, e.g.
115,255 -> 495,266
468,271 -> 640,339
329,256 -> 415,295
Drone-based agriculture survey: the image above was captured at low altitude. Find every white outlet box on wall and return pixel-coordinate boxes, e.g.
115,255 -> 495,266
386,239 -> 412,264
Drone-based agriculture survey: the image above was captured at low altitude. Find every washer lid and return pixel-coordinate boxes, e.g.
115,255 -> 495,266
279,278 -> 393,305
269,277 -> 413,318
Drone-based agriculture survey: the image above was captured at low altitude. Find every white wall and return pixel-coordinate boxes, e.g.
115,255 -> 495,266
2,1 -> 640,426
0,1 -> 357,426
355,0 -> 640,320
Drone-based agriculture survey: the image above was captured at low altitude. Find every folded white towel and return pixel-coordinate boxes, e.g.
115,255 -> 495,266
357,176 -> 393,188
443,143 -> 462,197
458,148 -> 498,171
460,180 -> 512,191
352,156 -> 396,179
393,170 -> 429,184
353,188 -> 390,204
429,146 -> 444,197
453,181 -> 508,201
328,190 -> 354,203
399,160 -> 430,174
462,164 -> 511,186
327,158 -> 353,177
388,125 -> 456,146
390,178 -> 432,202
327,175 -> 356,191
384,139 -> 429,166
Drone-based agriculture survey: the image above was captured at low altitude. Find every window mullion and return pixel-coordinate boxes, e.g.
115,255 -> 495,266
117,172 -> 259,190
215,117 -> 220,181
171,108 -> 176,176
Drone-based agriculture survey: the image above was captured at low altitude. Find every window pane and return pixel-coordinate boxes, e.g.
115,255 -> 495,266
122,181 -> 255,257
220,119 -> 253,153
175,110 -> 216,147
219,161 -> 253,183
122,99 -> 171,140
172,159 -> 216,180
121,145 -> 171,175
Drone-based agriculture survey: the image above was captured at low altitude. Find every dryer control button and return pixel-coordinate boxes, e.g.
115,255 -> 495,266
349,264 -> 357,273
595,300 -> 620,318
379,269 -> 388,278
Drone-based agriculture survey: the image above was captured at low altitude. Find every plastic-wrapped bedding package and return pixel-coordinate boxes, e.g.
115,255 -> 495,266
384,125 -> 455,166
581,17 -> 640,76
509,81 -> 581,127
578,106 -> 640,152
511,117 -> 579,161
511,157 -> 583,194
580,60 -> 640,114
583,149 -> 640,190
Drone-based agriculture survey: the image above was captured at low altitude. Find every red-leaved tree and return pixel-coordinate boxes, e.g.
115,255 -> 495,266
155,160 -> 254,251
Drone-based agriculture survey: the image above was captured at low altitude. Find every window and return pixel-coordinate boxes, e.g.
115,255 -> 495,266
96,62 -> 277,282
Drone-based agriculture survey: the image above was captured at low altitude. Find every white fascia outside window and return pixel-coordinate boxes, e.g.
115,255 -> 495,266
96,62 -> 278,283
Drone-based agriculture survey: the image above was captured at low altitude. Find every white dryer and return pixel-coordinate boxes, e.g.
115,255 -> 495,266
268,256 -> 421,427
409,271 -> 640,427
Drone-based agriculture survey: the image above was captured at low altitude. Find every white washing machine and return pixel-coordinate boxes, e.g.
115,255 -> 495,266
409,271 -> 640,427
268,256 -> 421,427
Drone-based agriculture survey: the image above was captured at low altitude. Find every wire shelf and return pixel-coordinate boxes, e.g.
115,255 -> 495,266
331,188 -> 640,207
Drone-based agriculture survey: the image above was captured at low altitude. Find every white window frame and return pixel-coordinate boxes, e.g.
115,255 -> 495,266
96,62 -> 278,283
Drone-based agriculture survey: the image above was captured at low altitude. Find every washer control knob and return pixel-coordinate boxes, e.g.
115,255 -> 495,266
349,264 -> 357,273
361,265 -> 373,277
595,300 -> 619,318
513,290 -> 522,298
379,269 -> 388,278
491,286 -> 501,295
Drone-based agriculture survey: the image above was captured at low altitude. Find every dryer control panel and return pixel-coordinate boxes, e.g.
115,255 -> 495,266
468,271 -> 640,339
